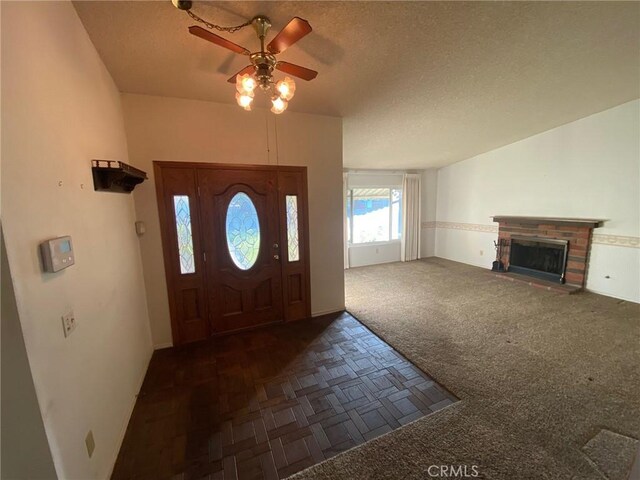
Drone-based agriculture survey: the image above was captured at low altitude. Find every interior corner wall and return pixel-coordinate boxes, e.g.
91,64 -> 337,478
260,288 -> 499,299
420,169 -> 438,258
1,2 -> 153,479
1,227 -> 57,480
120,93 -> 345,348
434,100 -> 640,303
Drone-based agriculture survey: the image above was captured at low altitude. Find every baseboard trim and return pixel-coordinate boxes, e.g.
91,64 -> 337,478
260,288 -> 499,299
312,308 -> 345,317
106,348 -> 153,479
153,342 -> 173,350
584,287 -> 639,304
432,254 -> 491,270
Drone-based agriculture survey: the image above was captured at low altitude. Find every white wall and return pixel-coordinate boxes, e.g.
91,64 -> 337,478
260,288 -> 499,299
434,100 -> 640,303
121,93 -> 345,347
1,2 -> 153,478
349,242 -> 401,268
420,169 -> 438,258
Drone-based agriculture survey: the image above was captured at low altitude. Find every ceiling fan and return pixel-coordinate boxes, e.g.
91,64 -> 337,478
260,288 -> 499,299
185,10 -> 318,114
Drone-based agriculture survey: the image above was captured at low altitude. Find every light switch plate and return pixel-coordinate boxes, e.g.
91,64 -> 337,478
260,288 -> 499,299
62,311 -> 76,337
85,430 -> 95,458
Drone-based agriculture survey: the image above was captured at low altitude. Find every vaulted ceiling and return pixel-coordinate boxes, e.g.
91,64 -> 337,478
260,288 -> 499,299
73,1 -> 639,168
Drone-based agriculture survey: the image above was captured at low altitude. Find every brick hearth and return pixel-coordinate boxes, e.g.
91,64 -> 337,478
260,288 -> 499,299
492,216 -> 603,290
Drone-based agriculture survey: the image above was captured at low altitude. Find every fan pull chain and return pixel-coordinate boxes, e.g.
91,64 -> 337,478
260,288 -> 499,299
186,10 -> 252,33
274,116 -> 280,168
265,112 -> 271,164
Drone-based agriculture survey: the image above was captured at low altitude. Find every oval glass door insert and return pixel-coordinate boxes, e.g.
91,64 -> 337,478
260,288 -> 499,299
226,192 -> 261,270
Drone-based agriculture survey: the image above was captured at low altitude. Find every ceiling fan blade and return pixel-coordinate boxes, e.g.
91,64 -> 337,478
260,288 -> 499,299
276,61 -> 318,81
188,26 -> 250,55
227,65 -> 255,83
267,17 -> 312,54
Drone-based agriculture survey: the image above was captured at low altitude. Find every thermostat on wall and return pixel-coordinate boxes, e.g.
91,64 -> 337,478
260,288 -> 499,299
40,236 -> 75,273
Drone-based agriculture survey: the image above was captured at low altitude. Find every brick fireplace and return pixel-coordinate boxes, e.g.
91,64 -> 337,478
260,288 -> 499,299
492,216 -> 603,292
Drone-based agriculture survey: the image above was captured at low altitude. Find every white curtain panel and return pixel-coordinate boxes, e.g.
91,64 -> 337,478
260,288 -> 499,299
343,172 -> 350,269
401,173 -> 422,262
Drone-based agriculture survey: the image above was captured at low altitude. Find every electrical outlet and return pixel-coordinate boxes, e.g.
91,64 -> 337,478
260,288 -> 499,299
85,430 -> 95,458
62,311 -> 76,337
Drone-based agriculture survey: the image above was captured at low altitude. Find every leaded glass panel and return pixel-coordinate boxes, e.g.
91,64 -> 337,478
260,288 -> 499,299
286,195 -> 300,262
173,195 -> 195,274
226,192 -> 260,270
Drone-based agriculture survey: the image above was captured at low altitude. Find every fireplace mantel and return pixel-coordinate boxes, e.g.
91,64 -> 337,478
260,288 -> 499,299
492,216 -> 604,228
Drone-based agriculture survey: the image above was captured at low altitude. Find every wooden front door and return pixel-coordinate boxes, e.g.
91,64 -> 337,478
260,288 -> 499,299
155,162 -> 310,345
198,167 -> 282,334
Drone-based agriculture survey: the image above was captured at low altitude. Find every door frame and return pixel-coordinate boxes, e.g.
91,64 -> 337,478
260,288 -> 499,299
154,161 -> 311,346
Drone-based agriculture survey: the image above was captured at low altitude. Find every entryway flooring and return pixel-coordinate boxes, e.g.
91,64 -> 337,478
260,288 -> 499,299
112,311 -> 457,480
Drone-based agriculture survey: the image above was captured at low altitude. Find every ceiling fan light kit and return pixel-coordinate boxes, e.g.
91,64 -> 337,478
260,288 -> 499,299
235,91 -> 254,111
271,96 -> 288,114
177,3 -> 318,114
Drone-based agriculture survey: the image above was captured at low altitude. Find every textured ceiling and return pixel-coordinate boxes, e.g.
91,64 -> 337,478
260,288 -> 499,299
73,1 -> 640,168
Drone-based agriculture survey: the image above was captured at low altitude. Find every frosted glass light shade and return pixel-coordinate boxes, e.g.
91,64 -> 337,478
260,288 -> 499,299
276,76 -> 296,101
236,92 -> 254,111
236,73 -> 257,95
270,96 -> 288,114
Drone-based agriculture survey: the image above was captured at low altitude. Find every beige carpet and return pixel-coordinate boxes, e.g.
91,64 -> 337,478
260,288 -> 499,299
292,258 -> 640,479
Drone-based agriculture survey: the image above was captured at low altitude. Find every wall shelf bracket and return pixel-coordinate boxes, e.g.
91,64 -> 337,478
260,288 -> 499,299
91,160 -> 147,193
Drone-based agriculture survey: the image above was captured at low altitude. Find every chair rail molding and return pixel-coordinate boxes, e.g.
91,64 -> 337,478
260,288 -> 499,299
422,221 -> 639,249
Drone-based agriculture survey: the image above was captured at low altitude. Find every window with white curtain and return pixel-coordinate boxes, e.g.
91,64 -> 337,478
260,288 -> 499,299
346,187 -> 402,244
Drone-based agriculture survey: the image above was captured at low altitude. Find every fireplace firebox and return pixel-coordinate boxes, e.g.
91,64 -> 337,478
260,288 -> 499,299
508,236 -> 568,283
